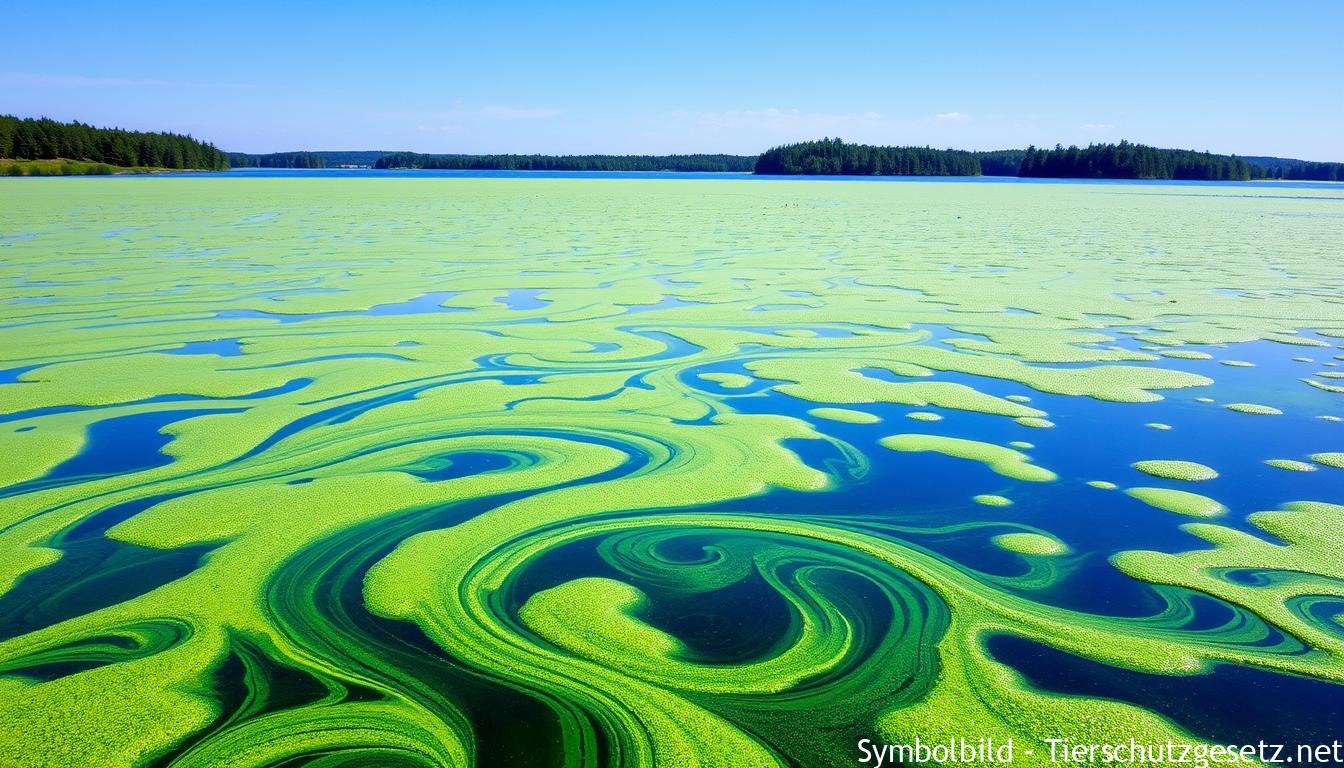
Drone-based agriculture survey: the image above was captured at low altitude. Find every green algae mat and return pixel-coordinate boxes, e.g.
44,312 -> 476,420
1,177 -> 1343,766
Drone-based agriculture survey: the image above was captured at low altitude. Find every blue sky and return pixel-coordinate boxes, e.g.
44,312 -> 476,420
4,1 -> 1342,158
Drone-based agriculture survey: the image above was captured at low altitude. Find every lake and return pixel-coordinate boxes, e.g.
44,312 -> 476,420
0,175 -> 1341,766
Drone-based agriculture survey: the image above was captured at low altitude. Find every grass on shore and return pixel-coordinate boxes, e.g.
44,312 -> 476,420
0,158 -> 204,176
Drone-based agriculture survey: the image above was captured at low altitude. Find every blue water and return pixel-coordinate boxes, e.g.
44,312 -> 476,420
214,291 -> 466,323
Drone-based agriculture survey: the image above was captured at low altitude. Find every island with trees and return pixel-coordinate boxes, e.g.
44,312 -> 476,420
754,138 -> 983,176
752,138 -> 1343,181
1,115 -> 227,175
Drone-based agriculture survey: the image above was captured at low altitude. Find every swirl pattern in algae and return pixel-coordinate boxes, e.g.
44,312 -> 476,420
1,177 -> 1343,766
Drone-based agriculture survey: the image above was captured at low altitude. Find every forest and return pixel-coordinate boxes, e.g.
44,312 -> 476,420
1018,141 -> 1259,180
1262,161 -> 1343,181
0,115 -> 227,173
754,138 -> 1344,181
754,139 -> 982,176
227,152 -> 327,168
227,150 -> 388,168
375,152 -> 756,172
976,150 -> 1027,177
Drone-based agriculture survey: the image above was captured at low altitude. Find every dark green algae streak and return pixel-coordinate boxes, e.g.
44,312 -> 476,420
0,178 -> 1342,766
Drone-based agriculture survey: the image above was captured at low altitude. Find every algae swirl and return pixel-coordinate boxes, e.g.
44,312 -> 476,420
1,177 -> 1342,766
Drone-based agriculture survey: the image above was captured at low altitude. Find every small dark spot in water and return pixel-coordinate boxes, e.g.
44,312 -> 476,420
15,426 -> 35,433
286,478 -> 314,485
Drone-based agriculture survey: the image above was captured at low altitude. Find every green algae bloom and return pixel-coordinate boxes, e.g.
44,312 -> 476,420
1,176 -> 1342,766
1145,422 -> 1172,430
1161,349 -> 1213,360
1088,480 -> 1119,490
808,407 -> 881,424
697,372 -> 755,389
1265,459 -> 1317,472
905,411 -> 943,422
1132,460 -> 1219,482
880,434 -> 1057,482
1227,403 -> 1283,415
1125,487 -> 1228,518
993,532 -> 1068,556
1014,416 -> 1055,429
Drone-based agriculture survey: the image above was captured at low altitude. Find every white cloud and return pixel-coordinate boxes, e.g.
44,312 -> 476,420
1080,122 -> 1114,130
930,111 -> 972,124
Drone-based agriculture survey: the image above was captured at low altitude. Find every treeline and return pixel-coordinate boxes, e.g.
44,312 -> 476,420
976,150 -> 1027,177
227,150 -> 387,168
1264,161 -> 1343,181
375,152 -> 757,172
1020,141 -> 1258,180
752,138 -> 1343,181
1237,156 -> 1344,179
228,151 -> 327,168
0,115 -> 227,171
755,138 -> 982,176
1019,143 -> 1340,181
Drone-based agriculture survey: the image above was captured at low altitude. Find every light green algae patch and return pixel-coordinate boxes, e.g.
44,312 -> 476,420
1264,459 -> 1316,472
1161,350 -> 1213,360
973,494 -> 1013,507
1132,460 -> 1218,482
1009,441 -> 1034,449
1125,487 -> 1228,518
1304,378 -> 1344,394
1267,334 -> 1330,348
807,407 -> 880,424
993,532 -> 1068,556
697,372 -> 755,389
1310,453 -> 1344,469
1220,360 -> 1255,368
1014,417 -> 1055,429
880,434 -> 1057,482
1227,403 -> 1283,415
906,411 -> 943,422
1088,480 -> 1118,490
1145,423 -> 1172,430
